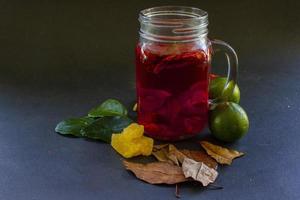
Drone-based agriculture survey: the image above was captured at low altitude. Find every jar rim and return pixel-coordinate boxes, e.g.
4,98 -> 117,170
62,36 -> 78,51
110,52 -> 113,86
139,6 -> 208,22
139,6 -> 209,43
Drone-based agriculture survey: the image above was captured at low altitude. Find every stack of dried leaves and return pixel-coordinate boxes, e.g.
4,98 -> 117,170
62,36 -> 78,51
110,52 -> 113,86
123,141 -> 244,197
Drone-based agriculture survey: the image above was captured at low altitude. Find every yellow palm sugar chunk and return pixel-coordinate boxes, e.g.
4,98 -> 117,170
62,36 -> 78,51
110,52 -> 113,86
133,136 -> 154,156
111,134 -> 130,157
111,123 -> 154,158
122,123 -> 144,139
111,135 -> 144,158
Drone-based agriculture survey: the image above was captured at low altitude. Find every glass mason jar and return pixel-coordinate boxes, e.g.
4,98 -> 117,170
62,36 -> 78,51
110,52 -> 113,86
135,6 -> 238,141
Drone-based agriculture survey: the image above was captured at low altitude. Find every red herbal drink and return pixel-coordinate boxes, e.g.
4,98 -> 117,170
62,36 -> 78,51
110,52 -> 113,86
136,6 -> 238,141
136,43 -> 210,140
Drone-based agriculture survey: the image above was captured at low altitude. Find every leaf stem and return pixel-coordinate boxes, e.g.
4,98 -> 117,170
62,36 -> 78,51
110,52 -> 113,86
175,184 -> 181,198
207,183 -> 223,190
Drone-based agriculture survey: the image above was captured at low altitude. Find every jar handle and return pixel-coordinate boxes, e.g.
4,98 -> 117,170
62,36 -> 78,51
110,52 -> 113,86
209,39 -> 239,105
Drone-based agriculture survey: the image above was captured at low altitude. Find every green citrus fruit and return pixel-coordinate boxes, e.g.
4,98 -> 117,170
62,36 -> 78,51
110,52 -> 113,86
209,102 -> 249,142
209,77 -> 240,103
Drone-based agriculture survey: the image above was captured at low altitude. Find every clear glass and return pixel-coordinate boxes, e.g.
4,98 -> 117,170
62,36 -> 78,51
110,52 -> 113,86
135,6 -> 238,141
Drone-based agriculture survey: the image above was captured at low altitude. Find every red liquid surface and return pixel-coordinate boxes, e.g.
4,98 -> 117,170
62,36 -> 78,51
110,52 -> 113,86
136,43 -> 210,141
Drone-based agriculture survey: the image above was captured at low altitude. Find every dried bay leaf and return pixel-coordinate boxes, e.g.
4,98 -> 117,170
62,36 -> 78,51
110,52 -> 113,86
152,148 -> 170,163
168,144 -> 187,165
152,144 -> 173,163
153,144 -> 169,151
180,149 -> 218,169
123,160 -> 189,184
200,141 -> 244,165
152,144 -> 186,166
182,158 -> 218,186
152,144 -> 217,169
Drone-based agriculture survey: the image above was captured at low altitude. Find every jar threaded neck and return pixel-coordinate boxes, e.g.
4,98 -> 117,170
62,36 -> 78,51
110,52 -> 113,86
139,6 -> 209,43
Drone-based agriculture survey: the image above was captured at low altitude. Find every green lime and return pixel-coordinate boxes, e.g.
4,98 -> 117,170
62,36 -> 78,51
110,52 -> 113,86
209,102 -> 249,142
209,77 -> 240,103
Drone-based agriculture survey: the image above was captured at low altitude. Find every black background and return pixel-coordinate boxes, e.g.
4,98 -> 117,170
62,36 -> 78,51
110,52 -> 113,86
0,0 -> 300,199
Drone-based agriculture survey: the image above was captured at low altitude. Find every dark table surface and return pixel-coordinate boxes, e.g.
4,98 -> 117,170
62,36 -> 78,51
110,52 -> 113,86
1,0 -> 300,199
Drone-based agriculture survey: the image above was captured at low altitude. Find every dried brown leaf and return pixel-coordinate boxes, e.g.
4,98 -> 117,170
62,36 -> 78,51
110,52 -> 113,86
180,149 -> 218,169
166,152 -> 180,166
182,158 -> 218,186
168,144 -> 187,165
152,148 -> 171,163
153,144 -> 169,151
152,144 -> 174,164
152,144 -> 187,166
123,160 -> 189,184
200,141 -> 244,165
152,144 -> 219,169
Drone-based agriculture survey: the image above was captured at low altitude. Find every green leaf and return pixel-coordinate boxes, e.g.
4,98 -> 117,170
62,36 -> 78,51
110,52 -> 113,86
55,117 -> 94,137
88,99 -> 128,118
80,116 -> 133,143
